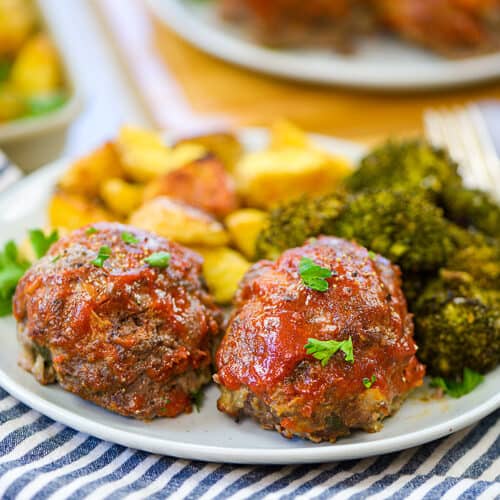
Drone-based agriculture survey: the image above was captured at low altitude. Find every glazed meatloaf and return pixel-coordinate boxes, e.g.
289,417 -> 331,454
13,222 -> 222,419
215,236 -> 425,442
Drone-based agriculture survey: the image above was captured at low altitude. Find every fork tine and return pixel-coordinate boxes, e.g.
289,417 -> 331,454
424,104 -> 500,199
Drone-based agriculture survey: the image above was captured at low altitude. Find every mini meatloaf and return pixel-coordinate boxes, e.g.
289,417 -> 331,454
214,236 -> 425,442
13,222 -> 222,419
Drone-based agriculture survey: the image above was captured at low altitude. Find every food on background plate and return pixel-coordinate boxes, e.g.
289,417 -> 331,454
218,0 -> 500,57
0,0 -> 68,123
215,237 -> 425,442
13,222 -> 222,418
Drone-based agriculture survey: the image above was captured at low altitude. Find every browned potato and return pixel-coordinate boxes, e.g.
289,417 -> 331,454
48,192 -> 114,231
175,132 -> 243,172
58,142 -> 124,198
235,148 -> 351,209
270,119 -> 309,149
10,34 -> 62,95
130,196 -> 229,247
144,156 -> 239,219
194,246 -> 251,304
225,208 -> 268,260
107,126 -> 212,183
99,178 -> 144,217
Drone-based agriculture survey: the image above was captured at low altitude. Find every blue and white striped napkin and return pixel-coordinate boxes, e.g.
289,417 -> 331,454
0,386 -> 497,499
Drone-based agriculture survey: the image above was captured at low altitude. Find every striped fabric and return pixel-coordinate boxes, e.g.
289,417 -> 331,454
0,387 -> 498,499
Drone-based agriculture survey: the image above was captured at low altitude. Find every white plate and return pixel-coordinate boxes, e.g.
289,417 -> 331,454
0,128 -> 499,465
147,0 -> 500,90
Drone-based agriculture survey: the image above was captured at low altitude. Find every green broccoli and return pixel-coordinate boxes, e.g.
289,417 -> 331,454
414,269 -> 500,378
442,185 -> 500,238
255,192 -> 345,260
344,140 -> 460,197
331,190 -> 456,273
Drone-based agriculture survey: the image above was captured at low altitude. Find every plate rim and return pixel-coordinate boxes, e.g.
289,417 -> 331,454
0,128 -> 499,464
147,0 -> 500,90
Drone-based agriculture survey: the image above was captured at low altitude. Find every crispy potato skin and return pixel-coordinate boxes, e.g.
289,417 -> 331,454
58,142 -> 124,198
130,196 -> 229,247
144,156 -> 239,219
215,236 -> 425,442
48,192 -> 115,231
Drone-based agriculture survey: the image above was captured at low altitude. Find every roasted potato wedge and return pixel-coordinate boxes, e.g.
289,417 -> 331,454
270,119 -> 309,149
58,142 -> 124,198
225,208 -> 268,260
116,126 -> 173,182
48,192 -> 114,231
10,33 -> 62,95
235,148 -> 351,209
175,132 -> 243,172
194,246 -> 251,304
99,178 -> 144,217
129,196 -> 229,247
116,126 -> 209,182
144,156 -> 239,219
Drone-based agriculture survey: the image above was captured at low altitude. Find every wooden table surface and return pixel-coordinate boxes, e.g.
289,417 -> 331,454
97,0 -> 500,145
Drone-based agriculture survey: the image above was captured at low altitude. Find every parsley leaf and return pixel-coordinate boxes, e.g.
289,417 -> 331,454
121,232 -> 140,244
298,257 -> 332,292
305,337 -> 354,366
368,250 -> 376,260
91,246 -> 111,267
0,240 -> 30,317
363,375 -> 377,389
85,227 -> 98,235
430,368 -> 484,398
28,229 -> 59,259
190,389 -> 204,412
144,251 -> 170,268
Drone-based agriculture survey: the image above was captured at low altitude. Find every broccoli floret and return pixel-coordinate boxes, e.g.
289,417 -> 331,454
255,192 -> 345,260
442,185 -> 500,238
414,269 -> 500,377
331,190 -> 456,273
446,243 -> 500,290
345,140 -> 460,197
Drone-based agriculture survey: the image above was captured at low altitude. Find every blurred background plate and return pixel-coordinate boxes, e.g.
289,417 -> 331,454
147,0 -> 500,91
0,128 -> 499,465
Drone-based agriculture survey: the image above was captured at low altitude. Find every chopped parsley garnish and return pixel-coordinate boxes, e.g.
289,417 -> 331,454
190,389 -> 204,412
85,227 -> 98,235
121,232 -> 140,244
363,375 -> 377,389
298,257 -> 332,292
430,368 -> 484,398
305,337 -> 354,366
368,250 -> 376,260
91,246 -> 111,267
29,229 -> 58,259
144,251 -> 171,268
0,240 -> 30,316
51,255 -> 61,264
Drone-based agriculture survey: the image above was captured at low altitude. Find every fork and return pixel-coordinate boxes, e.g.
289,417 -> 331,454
423,103 -> 500,202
